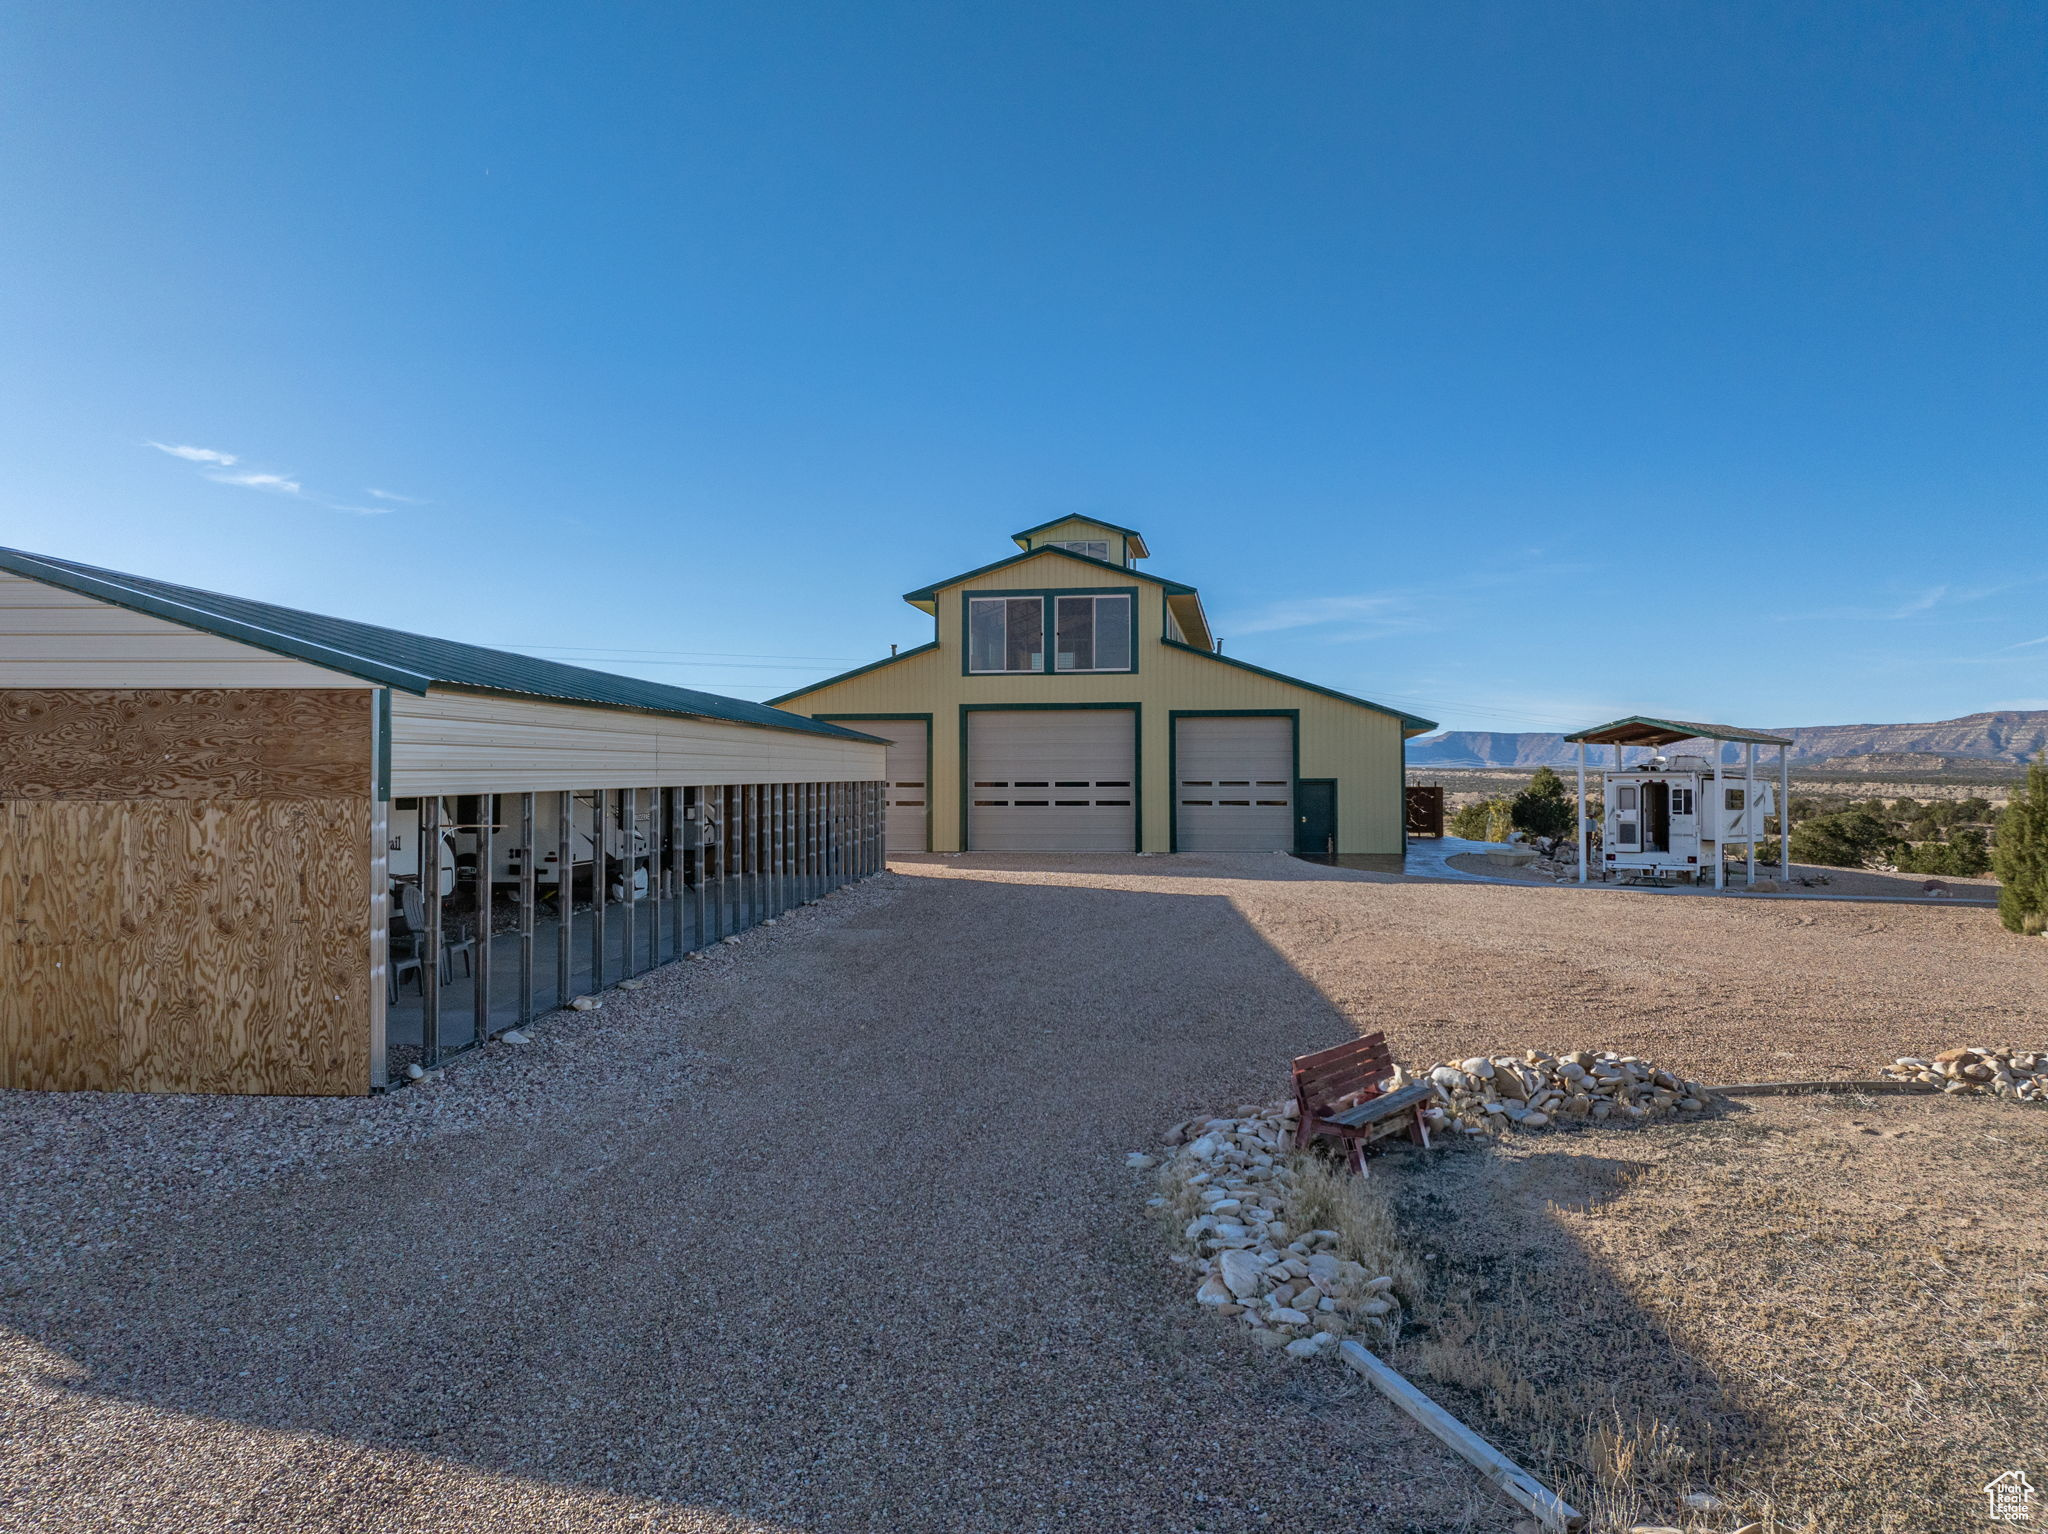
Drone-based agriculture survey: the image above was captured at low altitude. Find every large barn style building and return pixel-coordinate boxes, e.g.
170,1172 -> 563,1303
0,547 -> 887,1096
769,518 -> 1434,857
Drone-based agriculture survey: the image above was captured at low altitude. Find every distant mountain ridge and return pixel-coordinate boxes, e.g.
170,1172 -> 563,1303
1409,710 -> 2048,769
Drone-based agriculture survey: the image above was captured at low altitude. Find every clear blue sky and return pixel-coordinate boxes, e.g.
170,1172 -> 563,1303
4,2 -> 2043,732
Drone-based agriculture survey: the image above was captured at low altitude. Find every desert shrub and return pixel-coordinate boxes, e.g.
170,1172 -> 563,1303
1789,810 -> 1896,869
1897,829 -> 1991,877
1448,799 -> 1495,839
1511,766 -> 1575,840
1994,757 -> 2048,934
1485,797 -> 1515,844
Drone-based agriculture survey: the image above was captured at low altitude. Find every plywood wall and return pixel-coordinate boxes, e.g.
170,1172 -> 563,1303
0,689 -> 371,1095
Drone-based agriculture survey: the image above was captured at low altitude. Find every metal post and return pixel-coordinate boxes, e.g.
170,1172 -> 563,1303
1712,745 -> 1726,890
591,791 -> 608,990
1779,743 -> 1791,876
474,795 -> 493,1046
421,795 -> 443,1066
1744,742 -> 1757,886
621,788 -> 638,977
1576,743 -> 1588,885
518,793 -> 535,1026
556,791 -> 574,1006
369,794 -> 390,1090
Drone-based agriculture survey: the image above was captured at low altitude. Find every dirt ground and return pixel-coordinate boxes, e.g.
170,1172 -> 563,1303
1370,1092 -> 2048,1534
1440,852 -> 2004,902
2,853 -> 2042,1533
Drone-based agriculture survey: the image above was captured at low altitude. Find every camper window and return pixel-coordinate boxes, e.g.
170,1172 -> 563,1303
1617,786 -> 1638,810
1724,788 -> 1746,812
1671,788 -> 1694,815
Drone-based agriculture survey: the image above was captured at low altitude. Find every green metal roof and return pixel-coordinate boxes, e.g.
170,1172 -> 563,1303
902,544 -> 1194,605
1160,637 -> 1437,733
1564,716 -> 1793,748
1010,515 -> 1151,558
0,545 -> 884,744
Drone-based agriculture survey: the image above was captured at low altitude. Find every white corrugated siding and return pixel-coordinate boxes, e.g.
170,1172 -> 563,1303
388,688 -> 885,795
0,573 -> 370,688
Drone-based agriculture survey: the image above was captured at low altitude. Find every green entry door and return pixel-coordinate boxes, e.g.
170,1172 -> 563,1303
1293,779 -> 1337,855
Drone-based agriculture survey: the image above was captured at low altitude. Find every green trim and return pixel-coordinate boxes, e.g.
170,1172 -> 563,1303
959,587 -> 1141,678
958,702 -> 1143,852
1158,637 -> 1436,732
812,713 -> 933,852
1009,514 -> 1151,559
763,641 -> 939,705
1166,709 -> 1300,853
903,546 -> 1192,606
1294,778 -> 1339,856
374,688 -> 392,802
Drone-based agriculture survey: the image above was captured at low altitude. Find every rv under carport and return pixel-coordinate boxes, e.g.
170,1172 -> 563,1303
0,547 -> 888,1096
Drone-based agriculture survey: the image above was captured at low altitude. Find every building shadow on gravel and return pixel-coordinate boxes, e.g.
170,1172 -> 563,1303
0,872 -> 1741,1534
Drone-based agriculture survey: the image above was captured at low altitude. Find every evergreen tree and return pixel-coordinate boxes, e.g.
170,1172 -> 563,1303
1993,756 -> 2048,934
1509,764 -> 1575,839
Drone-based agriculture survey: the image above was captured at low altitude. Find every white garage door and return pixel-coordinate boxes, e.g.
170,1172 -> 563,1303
1175,716 -> 1293,851
858,719 -> 929,854
967,710 -> 1136,852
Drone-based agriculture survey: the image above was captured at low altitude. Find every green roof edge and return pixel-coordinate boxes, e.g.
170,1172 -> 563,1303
902,545 -> 1194,604
1562,715 -> 1794,747
763,641 -> 940,705
0,545 -> 883,745
1159,638 -> 1437,732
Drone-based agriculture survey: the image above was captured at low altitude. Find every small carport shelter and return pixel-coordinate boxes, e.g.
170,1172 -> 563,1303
0,546 -> 887,1096
1563,716 -> 1793,888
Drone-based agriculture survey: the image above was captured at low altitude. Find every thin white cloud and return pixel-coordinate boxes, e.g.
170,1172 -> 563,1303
208,471 -> 303,494
145,441 -> 238,466
320,502 -> 397,516
364,487 -> 427,504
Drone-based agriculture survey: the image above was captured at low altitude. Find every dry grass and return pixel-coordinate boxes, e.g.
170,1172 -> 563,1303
1368,1093 -> 2048,1533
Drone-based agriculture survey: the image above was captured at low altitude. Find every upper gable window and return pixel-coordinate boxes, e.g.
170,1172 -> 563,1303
968,596 -> 1045,673
1047,539 -> 1112,561
965,590 -> 1135,674
1055,593 -> 1132,671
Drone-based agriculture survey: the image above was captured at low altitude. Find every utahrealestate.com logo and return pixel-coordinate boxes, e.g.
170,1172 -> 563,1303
1986,1471 -> 2036,1523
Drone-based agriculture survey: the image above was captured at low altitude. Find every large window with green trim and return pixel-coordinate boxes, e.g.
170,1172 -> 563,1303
965,590 -> 1135,675
1054,594 -> 1131,671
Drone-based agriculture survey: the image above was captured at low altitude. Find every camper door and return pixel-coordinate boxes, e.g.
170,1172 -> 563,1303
1608,780 -> 1641,855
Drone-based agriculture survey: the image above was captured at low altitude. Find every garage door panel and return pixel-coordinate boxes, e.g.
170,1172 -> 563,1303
968,711 -> 1136,852
1176,716 -> 1293,852
856,720 -> 928,854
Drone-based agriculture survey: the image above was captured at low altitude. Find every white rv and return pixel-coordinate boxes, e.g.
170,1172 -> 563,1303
1563,717 -> 1794,888
1601,754 -> 1773,880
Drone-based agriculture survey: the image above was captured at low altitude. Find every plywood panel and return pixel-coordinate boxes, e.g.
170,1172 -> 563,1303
0,573 -> 369,688
0,689 -> 371,799
0,797 -> 371,1095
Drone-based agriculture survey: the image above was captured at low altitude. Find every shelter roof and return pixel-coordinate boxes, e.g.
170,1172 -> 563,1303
0,545 -> 882,743
1563,716 -> 1793,748
1009,515 -> 1150,558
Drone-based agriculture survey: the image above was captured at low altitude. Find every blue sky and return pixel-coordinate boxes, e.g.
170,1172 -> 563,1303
3,2 -> 2043,733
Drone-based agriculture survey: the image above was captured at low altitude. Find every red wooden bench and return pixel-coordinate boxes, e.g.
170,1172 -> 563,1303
1291,1032 -> 1433,1171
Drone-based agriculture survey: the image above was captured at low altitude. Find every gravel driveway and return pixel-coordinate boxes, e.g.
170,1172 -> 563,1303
3,854 -> 2037,1533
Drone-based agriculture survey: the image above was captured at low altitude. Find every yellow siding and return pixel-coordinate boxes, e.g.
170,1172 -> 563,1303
0,573 -> 372,689
389,687 -> 886,796
779,550 -> 1408,853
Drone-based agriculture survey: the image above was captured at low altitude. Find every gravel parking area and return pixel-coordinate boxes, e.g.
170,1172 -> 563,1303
2,854 -> 2038,1533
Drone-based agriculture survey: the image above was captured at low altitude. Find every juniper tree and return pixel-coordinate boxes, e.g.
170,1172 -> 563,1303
1993,756 -> 2048,934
